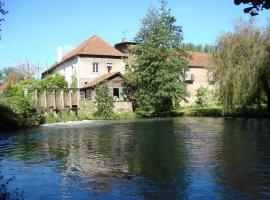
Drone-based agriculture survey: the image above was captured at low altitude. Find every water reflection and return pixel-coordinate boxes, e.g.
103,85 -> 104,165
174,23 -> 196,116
0,118 -> 270,199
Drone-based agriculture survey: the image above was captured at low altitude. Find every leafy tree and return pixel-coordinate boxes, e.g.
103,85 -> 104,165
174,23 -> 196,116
32,73 -> 67,88
0,1 -> 8,37
182,43 -> 213,53
0,60 -> 39,84
0,67 -> 23,84
123,1 -> 188,117
234,0 -> 270,16
210,19 -> 270,112
94,81 -> 114,119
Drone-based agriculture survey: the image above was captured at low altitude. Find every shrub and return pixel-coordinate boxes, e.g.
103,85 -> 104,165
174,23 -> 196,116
32,73 -> 67,88
0,84 -> 42,131
196,87 -> 219,107
94,81 -> 114,119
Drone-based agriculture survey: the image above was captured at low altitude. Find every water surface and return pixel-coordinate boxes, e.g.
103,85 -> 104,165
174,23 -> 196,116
0,117 -> 270,199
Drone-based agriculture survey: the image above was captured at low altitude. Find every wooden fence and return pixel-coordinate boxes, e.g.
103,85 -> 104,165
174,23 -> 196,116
24,88 -> 81,111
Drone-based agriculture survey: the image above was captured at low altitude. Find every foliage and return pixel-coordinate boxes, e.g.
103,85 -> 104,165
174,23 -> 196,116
0,60 -> 39,84
0,84 -> 42,131
111,112 -> 137,120
234,0 -> 270,16
177,106 -> 223,117
123,1 -> 188,117
32,73 -> 67,88
182,43 -> 213,53
210,19 -> 270,112
94,81 -> 114,119
0,67 -> 23,84
196,87 -> 219,107
44,109 -> 79,124
0,1 -> 8,36
0,104 -> 20,131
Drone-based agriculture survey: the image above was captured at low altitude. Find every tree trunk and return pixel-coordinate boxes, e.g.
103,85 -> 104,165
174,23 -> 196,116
261,74 -> 270,111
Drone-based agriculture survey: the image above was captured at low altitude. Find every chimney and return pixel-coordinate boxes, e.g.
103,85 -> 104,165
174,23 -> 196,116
57,46 -> 63,63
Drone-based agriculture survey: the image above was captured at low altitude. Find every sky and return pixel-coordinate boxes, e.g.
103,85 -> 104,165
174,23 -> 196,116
0,0 -> 270,74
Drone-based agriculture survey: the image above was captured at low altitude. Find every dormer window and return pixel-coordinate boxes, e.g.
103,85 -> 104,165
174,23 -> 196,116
93,63 -> 99,73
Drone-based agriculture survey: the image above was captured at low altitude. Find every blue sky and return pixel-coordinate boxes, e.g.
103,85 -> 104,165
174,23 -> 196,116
0,0 -> 270,73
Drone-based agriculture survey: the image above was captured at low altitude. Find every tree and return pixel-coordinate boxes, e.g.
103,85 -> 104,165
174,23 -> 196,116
234,0 -> 270,16
94,81 -> 114,119
210,19 -> 270,112
32,73 -> 68,88
0,60 -> 39,84
123,1 -> 188,117
0,1 -> 8,37
182,43 -> 213,53
0,67 -> 22,84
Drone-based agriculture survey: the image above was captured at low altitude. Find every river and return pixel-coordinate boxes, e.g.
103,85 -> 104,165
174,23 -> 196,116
0,117 -> 270,200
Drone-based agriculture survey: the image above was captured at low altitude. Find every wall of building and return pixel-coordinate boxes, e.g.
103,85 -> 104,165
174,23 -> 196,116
184,67 -> 215,105
55,57 -> 78,87
78,56 -> 126,87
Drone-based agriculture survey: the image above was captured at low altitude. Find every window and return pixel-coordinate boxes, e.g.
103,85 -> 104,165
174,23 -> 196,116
113,88 -> 119,99
93,63 -> 99,73
107,63 -> 113,73
113,87 -> 124,101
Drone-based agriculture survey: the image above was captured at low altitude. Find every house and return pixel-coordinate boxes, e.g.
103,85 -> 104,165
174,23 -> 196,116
183,52 -> 214,105
42,35 -> 128,101
42,35 -> 212,105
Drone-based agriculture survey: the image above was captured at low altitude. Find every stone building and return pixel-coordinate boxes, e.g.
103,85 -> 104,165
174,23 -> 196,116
42,35 -> 212,106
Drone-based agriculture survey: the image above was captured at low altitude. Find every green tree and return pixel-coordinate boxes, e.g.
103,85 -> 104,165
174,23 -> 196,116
32,73 -> 67,88
0,67 -> 21,84
210,19 -> 270,112
0,1 -> 8,37
94,81 -> 114,119
123,1 -> 188,117
234,0 -> 270,16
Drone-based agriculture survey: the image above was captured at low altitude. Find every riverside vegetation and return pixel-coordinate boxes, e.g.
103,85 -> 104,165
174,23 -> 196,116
1,2 -> 270,132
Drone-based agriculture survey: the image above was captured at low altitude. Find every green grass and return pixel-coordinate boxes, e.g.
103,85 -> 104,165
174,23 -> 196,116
175,106 -> 223,117
175,105 -> 270,118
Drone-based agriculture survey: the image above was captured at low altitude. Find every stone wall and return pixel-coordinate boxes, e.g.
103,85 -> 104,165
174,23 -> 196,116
113,101 -> 133,113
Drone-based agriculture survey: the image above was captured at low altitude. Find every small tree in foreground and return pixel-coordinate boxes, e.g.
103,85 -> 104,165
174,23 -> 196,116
94,81 -> 114,119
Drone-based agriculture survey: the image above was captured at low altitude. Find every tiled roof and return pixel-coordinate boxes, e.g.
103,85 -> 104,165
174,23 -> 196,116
81,72 -> 123,89
188,52 -> 210,67
43,35 -> 127,75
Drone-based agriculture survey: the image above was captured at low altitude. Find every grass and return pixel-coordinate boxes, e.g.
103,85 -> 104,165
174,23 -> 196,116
175,105 -> 270,118
175,106 -> 223,117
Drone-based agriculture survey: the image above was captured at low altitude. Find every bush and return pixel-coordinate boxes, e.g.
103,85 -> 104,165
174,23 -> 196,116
94,81 -> 114,119
32,73 -> 67,88
0,84 -> 42,131
196,87 -> 219,107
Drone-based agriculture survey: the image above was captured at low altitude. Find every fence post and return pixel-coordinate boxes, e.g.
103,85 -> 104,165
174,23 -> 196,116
24,89 -> 28,97
60,90 -> 64,108
44,90 -> 47,108
34,90 -> 38,105
77,89 -> 80,108
69,90 -> 72,108
52,90 -> 56,109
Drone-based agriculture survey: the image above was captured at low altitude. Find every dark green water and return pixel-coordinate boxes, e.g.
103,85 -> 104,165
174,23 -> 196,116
0,117 -> 270,200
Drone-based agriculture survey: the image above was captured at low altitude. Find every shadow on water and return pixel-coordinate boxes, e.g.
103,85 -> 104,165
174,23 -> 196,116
0,118 -> 270,199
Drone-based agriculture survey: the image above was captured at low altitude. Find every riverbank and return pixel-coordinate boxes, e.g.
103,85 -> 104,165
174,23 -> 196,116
174,105 -> 270,118
2,106 -> 270,133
